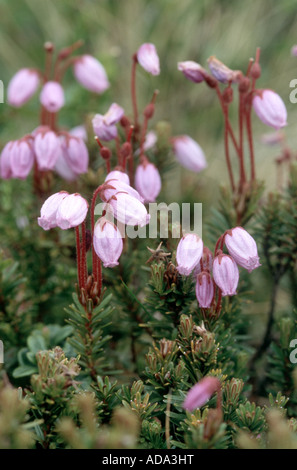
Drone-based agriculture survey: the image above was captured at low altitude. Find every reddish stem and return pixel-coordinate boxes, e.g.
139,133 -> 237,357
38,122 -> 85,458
81,221 -> 87,288
75,226 -> 82,289
223,104 -> 235,192
131,55 -> 139,128
238,93 -> 246,185
90,186 -> 103,293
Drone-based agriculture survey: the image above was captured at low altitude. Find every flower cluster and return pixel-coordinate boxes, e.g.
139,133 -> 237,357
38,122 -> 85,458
176,227 -> 260,310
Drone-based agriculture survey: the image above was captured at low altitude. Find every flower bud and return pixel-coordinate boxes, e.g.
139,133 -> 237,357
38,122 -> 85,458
176,233 -> 203,276
7,68 -> 40,107
0,141 -> 14,179
93,217 -> 123,268
56,193 -> 89,230
135,161 -> 161,203
10,139 -> 34,179
40,81 -> 65,112
195,271 -> 215,309
54,147 -> 78,182
224,227 -> 261,273
252,89 -> 287,130
177,61 -> 206,83
172,135 -> 207,172
183,377 -> 220,411
38,191 -> 69,230
105,170 -> 130,185
137,43 -> 160,76
73,55 -> 110,94
34,129 -> 61,171
62,136 -> 89,174
207,56 -> 240,83
106,192 -> 150,227
213,254 -> 239,296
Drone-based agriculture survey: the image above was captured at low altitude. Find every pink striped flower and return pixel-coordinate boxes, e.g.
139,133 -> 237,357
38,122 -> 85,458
213,254 -> 239,296
73,55 -> 110,94
92,103 -> 124,141
0,141 -> 15,179
103,179 -> 144,203
105,170 -> 130,185
38,191 -> 69,230
7,68 -> 40,107
178,61 -> 206,83
135,161 -> 161,203
137,43 -> 160,76
225,227 -> 261,273
195,272 -> 215,309
183,377 -> 220,411
252,89 -> 287,130
34,129 -> 61,171
56,193 -> 89,230
105,192 -> 150,227
93,217 -> 123,268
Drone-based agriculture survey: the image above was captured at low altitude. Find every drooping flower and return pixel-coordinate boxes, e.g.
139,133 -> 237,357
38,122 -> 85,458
56,193 -> 89,230
93,217 -> 123,268
252,89 -> 287,130
40,81 -> 65,113
137,43 -> 160,76
54,139 -> 78,182
10,139 -> 34,179
0,141 -> 15,179
195,271 -> 215,309
34,129 -> 61,171
172,135 -> 207,172
103,179 -> 144,203
105,192 -> 150,227
7,68 -> 40,107
176,233 -> 204,276
92,103 -> 124,141
73,55 -> 110,94
62,136 -> 89,175
183,377 -> 220,411
177,61 -> 207,83
213,254 -> 239,296
224,227 -> 261,273
37,191 -> 69,230
69,125 -> 88,142
135,160 -> 161,203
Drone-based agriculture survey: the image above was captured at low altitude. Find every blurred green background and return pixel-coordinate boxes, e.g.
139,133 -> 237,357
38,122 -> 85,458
0,0 -> 297,343
1,0 -> 297,192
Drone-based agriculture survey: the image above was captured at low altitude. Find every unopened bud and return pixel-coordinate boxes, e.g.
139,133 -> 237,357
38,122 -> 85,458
238,76 -> 250,93
250,62 -> 261,80
222,87 -> 233,104
100,147 -> 112,160
120,142 -> 132,159
144,103 -> 155,119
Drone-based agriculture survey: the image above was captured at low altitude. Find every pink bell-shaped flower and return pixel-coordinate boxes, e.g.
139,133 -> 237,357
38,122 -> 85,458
73,55 -> 110,94
183,377 -> 220,411
135,160 -> 161,203
7,68 -> 40,108
213,254 -> 239,296
172,135 -> 207,172
207,56 -> 240,84
56,193 -> 89,230
69,125 -> 88,142
105,170 -> 130,185
10,139 -> 34,179
176,233 -> 203,276
178,61 -> 206,83
106,192 -> 150,227
62,136 -> 89,175
252,89 -> 287,130
137,43 -> 160,76
103,179 -> 144,203
38,191 -> 69,230
92,103 -> 124,142
40,81 -> 65,113
224,227 -> 261,273
34,129 -> 61,171
93,217 -> 123,268
195,271 -> 215,309
54,139 -> 78,182
0,141 -> 15,179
